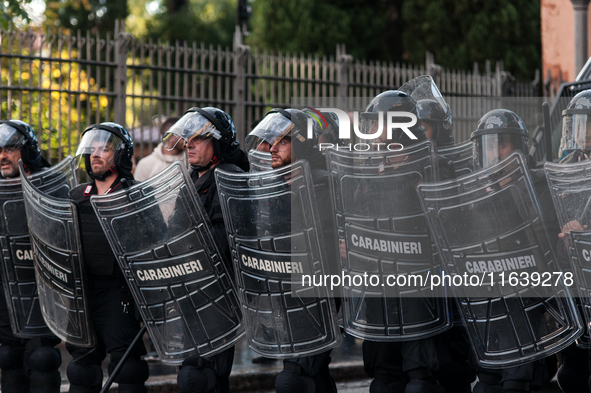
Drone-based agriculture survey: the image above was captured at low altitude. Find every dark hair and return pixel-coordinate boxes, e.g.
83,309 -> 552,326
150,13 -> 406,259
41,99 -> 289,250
160,116 -> 180,135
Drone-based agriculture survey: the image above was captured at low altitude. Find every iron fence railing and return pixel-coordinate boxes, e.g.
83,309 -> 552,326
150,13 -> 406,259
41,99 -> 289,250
0,22 -> 540,164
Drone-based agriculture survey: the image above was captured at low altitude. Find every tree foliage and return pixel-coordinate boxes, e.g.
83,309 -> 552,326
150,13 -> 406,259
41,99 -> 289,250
248,0 -> 540,80
247,0 -> 403,61
0,0 -> 34,28
44,0 -> 129,35
400,0 -> 540,80
140,0 -> 237,47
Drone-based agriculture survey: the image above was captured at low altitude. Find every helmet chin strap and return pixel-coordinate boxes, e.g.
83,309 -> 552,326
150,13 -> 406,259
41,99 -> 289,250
190,155 -> 218,172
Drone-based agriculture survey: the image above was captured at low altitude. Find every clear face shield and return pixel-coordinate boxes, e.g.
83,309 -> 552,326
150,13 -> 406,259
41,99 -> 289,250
399,75 -> 449,114
244,113 -> 295,152
565,113 -> 591,151
162,112 -> 222,151
74,129 -> 125,169
474,133 -> 527,169
0,124 -> 26,154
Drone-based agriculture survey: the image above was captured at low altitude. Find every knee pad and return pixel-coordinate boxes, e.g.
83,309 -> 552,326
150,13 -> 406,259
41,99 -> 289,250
26,346 -> 61,373
0,345 -> 24,370
502,380 -> 530,393
370,378 -> 406,393
107,354 -> 149,392
472,382 -> 502,393
66,361 -> 102,393
557,364 -> 590,392
275,370 -> 315,393
404,380 -> 445,393
177,364 -> 217,393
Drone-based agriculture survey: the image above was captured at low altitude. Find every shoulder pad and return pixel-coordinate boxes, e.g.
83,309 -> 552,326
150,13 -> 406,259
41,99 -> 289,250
69,183 -> 91,202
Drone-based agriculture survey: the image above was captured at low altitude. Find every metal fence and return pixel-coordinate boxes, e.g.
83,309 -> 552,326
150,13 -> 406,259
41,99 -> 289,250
0,22 -> 540,163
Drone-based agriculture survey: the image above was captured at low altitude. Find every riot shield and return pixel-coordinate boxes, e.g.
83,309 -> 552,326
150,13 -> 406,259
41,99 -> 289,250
215,160 -> 341,358
0,157 -> 77,338
248,150 -> 273,172
20,160 -> 95,347
90,162 -> 244,364
326,140 -> 451,341
417,152 -> 582,368
438,140 -> 474,176
545,160 -> 591,348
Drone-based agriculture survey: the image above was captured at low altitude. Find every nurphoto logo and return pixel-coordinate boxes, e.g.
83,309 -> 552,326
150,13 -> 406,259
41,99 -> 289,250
304,107 -> 419,152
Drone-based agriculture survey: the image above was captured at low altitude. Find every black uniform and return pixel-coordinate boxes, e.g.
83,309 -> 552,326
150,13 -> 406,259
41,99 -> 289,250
274,168 -> 341,393
552,149 -> 591,393
471,161 -> 556,393
177,162 -> 245,393
361,155 -> 475,393
0,167 -> 62,393
65,176 -> 148,393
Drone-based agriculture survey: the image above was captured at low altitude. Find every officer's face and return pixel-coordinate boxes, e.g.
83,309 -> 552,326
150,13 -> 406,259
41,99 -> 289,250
270,137 -> 292,168
186,136 -> 214,167
90,140 -> 115,176
256,141 -> 270,152
422,121 -> 434,140
0,145 -> 22,178
483,136 -> 514,167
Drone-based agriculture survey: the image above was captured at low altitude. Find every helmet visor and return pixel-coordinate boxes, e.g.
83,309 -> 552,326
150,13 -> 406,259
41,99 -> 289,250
0,124 -> 26,151
244,113 -> 294,152
75,129 -> 125,167
474,134 -> 527,169
399,75 -> 449,113
162,112 -> 221,151
566,113 -> 591,150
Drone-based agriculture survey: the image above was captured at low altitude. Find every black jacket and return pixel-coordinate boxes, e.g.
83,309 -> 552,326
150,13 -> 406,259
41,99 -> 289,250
69,176 -> 130,276
190,163 -> 245,269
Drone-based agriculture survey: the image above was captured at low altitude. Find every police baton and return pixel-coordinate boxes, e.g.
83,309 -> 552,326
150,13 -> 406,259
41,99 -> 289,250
99,325 -> 148,393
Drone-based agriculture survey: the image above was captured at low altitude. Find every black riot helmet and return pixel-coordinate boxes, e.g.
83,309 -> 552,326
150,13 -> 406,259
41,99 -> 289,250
245,108 -> 325,169
471,109 -> 530,169
302,107 -> 343,148
360,90 -> 427,145
163,107 -> 248,172
75,122 -> 134,182
0,120 -> 49,173
559,89 -> 591,161
417,99 -> 454,146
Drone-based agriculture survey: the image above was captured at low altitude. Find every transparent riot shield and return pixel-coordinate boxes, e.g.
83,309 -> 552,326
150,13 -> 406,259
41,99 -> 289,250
417,152 -> 582,368
215,160 -> 341,358
438,140 -> 474,176
90,162 -> 244,364
248,150 -> 273,172
326,140 -> 451,341
545,160 -> 591,348
20,161 -> 95,347
0,157 -> 77,338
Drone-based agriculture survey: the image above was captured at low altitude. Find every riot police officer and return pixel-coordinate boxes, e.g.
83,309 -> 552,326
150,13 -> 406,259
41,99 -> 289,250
0,120 -> 61,393
244,107 -> 341,393
470,109 -> 557,393
416,99 -> 453,147
552,89 -> 591,393
67,122 -> 149,393
162,107 -> 249,393
357,90 -> 474,393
